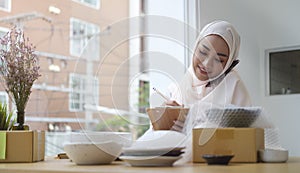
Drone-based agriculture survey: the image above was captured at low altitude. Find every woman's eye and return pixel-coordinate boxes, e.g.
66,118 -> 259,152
214,58 -> 224,63
199,50 -> 207,56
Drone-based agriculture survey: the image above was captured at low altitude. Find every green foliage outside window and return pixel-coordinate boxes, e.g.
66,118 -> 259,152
96,81 -> 150,138
95,116 -> 149,138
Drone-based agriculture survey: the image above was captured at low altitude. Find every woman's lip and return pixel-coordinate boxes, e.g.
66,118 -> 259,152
197,65 -> 208,75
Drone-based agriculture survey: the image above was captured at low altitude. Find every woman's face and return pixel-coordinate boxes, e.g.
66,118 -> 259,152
193,35 -> 229,81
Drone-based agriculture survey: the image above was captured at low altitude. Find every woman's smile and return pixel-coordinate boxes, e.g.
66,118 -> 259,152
197,64 -> 211,76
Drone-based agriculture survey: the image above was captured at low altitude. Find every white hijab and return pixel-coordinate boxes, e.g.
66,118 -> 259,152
169,20 -> 250,107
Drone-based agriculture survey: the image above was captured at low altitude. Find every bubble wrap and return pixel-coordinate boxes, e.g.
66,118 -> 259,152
177,102 -> 284,164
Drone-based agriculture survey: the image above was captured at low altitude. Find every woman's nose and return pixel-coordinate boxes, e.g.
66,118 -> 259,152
201,57 -> 212,67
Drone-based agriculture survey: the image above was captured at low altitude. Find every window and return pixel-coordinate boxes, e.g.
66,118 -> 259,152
0,27 -> 8,36
73,0 -> 100,9
138,80 -> 149,113
70,18 -> 100,58
0,92 -> 10,117
266,46 -> 300,95
0,92 -> 8,106
0,27 -> 8,50
69,73 -> 99,112
0,28 -> 9,111
0,0 -> 11,12
0,27 -> 9,81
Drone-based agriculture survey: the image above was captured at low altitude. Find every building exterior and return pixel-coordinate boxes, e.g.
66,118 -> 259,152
0,0 -> 132,131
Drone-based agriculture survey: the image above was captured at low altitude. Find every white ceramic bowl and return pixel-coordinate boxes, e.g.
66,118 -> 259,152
64,141 -> 122,165
130,130 -> 186,149
70,131 -> 133,147
259,149 -> 289,163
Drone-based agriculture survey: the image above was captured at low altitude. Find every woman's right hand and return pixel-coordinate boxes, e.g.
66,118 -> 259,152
165,100 -> 186,132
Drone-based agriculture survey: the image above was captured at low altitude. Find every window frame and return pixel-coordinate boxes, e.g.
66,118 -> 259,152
0,0 -> 11,12
0,26 -> 8,34
69,17 -> 100,58
69,73 -> 99,112
0,27 -> 10,113
265,45 -> 300,96
72,0 -> 100,9
0,27 -> 9,52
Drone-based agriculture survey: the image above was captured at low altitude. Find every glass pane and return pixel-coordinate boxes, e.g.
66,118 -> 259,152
269,48 -> 300,95
72,39 -> 82,56
71,93 -> 80,100
83,0 -> 98,7
71,79 -> 80,90
0,30 -> 6,37
71,102 -> 80,109
0,28 -> 8,51
0,0 -> 187,157
0,93 -> 7,104
0,0 -> 9,9
70,19 -> 85,56
138,80 -> 149,113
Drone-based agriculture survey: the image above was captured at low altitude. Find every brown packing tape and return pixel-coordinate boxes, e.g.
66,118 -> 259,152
33,131 -> 45,161
33,131 -> 36,161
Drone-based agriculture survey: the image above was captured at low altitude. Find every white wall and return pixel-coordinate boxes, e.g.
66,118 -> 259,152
200,0 -> 300,156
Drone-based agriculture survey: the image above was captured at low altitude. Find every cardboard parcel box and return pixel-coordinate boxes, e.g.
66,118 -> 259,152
193,128 -> 264,163
0,130 -> 45,163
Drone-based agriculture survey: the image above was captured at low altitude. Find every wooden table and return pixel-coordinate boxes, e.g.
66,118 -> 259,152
0,157 -> 299,173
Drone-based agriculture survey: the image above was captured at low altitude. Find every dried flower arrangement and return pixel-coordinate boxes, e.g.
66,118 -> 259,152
0,27 -> 41,130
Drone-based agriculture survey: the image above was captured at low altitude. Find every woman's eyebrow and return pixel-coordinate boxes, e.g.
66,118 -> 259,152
202,44 -> 210,51
217,53 -> 228,57
202,44 -> 228,57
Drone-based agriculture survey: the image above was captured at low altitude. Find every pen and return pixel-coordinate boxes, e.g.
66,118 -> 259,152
152,87 -> 170,101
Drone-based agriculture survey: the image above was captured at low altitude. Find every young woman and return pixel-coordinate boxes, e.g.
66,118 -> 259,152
137,20 -> 253,164
164,20 -> 254,163
166,20 -> 252,132
167,20 -> 251,108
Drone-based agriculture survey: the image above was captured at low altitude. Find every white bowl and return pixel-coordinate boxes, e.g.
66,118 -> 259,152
130,130 -> 186,149
64,141 -> 122,165
70,131 -> 133,147
259,149 -> 289,163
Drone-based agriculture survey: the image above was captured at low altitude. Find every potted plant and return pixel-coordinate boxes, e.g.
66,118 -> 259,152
0,27 -> 41,130
0,27 -> 45,163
